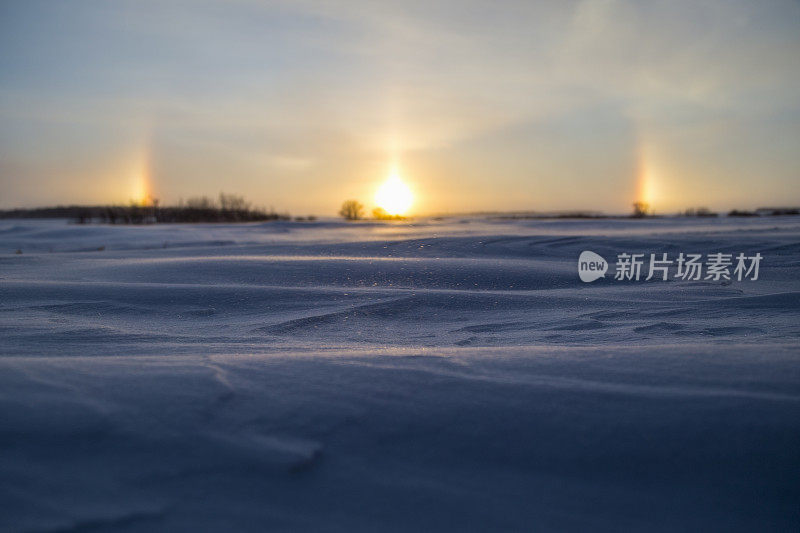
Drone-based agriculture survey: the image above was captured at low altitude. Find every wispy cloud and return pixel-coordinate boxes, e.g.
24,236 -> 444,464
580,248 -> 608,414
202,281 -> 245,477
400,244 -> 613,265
1,0 -> 798,213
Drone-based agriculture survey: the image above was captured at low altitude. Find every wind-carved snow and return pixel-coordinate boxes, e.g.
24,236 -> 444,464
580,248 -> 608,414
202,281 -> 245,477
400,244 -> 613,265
0,216 -> 798,531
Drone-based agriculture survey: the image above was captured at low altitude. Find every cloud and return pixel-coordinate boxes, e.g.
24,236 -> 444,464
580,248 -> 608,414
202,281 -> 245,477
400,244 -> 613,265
1,0 -> 799,212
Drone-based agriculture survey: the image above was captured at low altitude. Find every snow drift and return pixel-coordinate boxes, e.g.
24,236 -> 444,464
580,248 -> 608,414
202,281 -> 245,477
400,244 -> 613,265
0,216 -> 798,531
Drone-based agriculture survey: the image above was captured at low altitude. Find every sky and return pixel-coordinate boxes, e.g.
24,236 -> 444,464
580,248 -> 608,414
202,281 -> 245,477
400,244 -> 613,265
1,0 -> 799,215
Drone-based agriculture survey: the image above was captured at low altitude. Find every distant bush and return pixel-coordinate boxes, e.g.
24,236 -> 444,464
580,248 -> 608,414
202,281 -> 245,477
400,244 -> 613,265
339,200 -> 364,220
682,207 -> 718,217
727,209 -> 758,217
631,201 -> 650,218
756,207 -> 800,216
372,207 -> 405,220
726,207 -> 800,217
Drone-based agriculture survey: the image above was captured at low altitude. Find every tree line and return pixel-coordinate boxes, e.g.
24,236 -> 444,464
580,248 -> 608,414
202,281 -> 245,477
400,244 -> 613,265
0,194 -> 292,224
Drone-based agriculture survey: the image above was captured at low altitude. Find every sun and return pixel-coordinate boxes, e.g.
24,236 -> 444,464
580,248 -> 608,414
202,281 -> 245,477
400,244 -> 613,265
375,169 -> 413,216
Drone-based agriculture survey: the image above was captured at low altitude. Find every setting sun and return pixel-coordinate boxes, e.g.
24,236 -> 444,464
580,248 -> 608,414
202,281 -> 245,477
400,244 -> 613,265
375,169 -> 413,216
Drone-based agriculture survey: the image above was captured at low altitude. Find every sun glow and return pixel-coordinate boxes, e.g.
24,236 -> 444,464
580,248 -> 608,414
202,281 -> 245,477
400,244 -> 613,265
131,172 -> 151,206
129,145 -> 153,206
375,169 -> 413,216
635,140 -> 659,211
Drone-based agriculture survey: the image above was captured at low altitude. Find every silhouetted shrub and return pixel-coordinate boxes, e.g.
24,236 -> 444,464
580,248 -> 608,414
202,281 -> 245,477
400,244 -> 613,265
372,207 -> 405,220
756,207 -> 800,216
682,207 -> 717,217
631,201 -> 650,218
728,209 -> 758,217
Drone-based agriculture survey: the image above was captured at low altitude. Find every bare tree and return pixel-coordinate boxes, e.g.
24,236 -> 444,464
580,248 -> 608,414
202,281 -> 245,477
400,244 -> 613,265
339,200 -> 364,220
219,193 -> 250,212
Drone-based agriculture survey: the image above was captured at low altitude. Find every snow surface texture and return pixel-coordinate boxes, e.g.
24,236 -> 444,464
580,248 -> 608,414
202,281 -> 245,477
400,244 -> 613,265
0,216 -> 798,532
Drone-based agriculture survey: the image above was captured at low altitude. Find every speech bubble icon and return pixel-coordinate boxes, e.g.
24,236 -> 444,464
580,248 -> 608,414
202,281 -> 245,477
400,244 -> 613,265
578,250 -> 608,282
